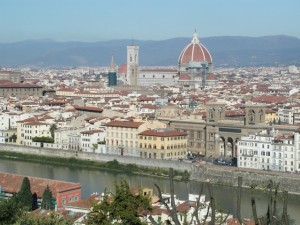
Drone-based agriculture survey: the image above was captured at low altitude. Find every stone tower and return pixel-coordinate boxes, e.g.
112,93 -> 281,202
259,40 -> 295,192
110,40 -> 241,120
245,104 -> 266,126
206,102 -> 226,123
126,45 -> 139,86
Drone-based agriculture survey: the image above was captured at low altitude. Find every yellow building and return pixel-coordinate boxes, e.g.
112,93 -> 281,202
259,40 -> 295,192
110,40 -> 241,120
265,108 -> 277,124
105,119 -> 166,156
138,129 -> 187,160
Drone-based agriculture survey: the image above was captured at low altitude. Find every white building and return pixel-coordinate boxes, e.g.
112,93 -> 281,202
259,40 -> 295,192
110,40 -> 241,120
277,106 -> 300,124
80,129 -> 105,152
0,130 -> 6,143
237,131 -> 300,173
0,112 -> 23,130
288,65 -> 299,74
138,69 -> 177,86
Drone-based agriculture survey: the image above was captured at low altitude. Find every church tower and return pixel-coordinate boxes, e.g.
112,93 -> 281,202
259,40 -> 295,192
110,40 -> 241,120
126,45 -> 139,86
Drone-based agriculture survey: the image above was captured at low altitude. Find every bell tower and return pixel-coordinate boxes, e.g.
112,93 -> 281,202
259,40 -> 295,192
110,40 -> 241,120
206,102 -> 225,123
245,104 -> 266,126
126,45 -> 139,86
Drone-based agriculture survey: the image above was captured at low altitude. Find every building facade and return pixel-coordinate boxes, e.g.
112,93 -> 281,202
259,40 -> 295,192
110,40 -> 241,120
105,119 -> 166,157
138,128 -> 187,160
138,69 -> 177,86
0,83 -> 43,97
237,132 -> 300,172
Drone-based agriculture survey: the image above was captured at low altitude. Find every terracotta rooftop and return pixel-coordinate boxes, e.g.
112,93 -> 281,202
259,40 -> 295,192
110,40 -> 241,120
106,120 -> 144,128
0,172 -> 81,198
0,83 -> 42,88
74,105 -> 103,113
80,129 -> 104,135
139,129 -> 187,137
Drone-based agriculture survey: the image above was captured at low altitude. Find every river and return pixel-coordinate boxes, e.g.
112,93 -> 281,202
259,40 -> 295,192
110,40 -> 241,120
0,158 -> 299,223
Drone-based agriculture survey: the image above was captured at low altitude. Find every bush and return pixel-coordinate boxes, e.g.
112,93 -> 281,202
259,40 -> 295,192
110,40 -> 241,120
32,136 -> 54,143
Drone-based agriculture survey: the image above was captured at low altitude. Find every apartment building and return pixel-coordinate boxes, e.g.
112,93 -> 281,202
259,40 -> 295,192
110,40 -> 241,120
16,118 -> 52,146
138,128 -> 187,160
277,106 -> 300,124
237,132 -> 300,172
105,119 -> 166,157
80,129 -> 105,152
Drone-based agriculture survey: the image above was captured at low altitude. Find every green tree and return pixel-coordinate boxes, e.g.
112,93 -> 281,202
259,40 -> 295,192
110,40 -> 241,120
18,177 -> 33,210
49,124 -> 57,138
0,197 -> 23,225
88,180 -> 151,225
41,185 -> 53,210
32,136 -> 54,143
32,192 -> 39,211
14,211 -> 73,225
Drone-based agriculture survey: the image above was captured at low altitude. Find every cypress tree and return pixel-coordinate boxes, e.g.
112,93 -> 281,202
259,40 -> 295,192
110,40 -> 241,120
32,192 -> 39,211
41,185 -> 53,210
18,177 -> 32,210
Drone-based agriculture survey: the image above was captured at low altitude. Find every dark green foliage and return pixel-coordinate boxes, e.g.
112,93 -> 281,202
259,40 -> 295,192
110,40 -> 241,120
18,177 -> 33,210
88,180 -> 151,225
14,212 -> 73,225
10,133 -> 17,142
49,124 -> 57,138
0,197 -> 23,225
41,185 -> 53,210
181,170 -> 190,180
32,136 -> 54,143
32,192 -> 39,211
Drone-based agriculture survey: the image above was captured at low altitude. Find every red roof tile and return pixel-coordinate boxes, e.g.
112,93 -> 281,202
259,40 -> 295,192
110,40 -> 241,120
0,172 -> 81,198
106,121 -> 144,128
139,129 -> 187,137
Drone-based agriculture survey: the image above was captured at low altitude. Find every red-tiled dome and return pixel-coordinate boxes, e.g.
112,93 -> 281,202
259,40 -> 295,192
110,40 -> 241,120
178,33 -> 212,64
179,73 -> 191,81
206,73 -> 217,80
118,64 -> 127,74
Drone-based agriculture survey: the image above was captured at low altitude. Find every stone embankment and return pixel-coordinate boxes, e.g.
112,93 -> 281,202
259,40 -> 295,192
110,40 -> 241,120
1,144 -> 300,193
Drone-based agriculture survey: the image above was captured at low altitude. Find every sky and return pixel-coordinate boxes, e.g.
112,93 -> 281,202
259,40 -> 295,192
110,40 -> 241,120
1,0 -> 300,42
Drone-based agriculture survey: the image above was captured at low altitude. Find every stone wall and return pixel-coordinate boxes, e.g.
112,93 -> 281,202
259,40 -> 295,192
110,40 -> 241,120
191,165 -> 300,194
0,144 -> 191,172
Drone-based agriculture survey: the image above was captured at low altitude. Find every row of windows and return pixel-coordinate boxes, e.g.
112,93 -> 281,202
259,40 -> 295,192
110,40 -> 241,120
108,127 -> 135,131
62,194 -> 79,205
139,143 -> 186,149
139,136 -> 185,141
108,132 -> 136,139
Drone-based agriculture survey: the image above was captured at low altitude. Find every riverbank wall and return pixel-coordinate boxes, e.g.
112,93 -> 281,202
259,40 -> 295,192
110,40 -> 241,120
1,143 -> 300,193
0,144 -> 191,172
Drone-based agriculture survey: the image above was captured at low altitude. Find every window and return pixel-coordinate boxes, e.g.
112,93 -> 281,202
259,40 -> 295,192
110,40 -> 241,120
62,197 -> 66,205
69,196 -> 73,202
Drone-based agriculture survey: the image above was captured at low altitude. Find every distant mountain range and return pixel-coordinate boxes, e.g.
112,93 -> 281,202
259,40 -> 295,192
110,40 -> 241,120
0,35 -> 300,68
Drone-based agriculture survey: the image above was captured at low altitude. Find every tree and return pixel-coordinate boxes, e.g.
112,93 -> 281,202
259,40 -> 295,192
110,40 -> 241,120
0,197 -> 23,225
32,136 -> 54,143
18,177 -> 33,210
14,212 -> 73,225
88,180 -> 151,225
41,185 -> 53,210
50,124 -> 57,138
32,192 -> 39,211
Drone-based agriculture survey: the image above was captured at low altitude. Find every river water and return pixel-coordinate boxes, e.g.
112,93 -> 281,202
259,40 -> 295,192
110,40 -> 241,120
0,159 -> 299,223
